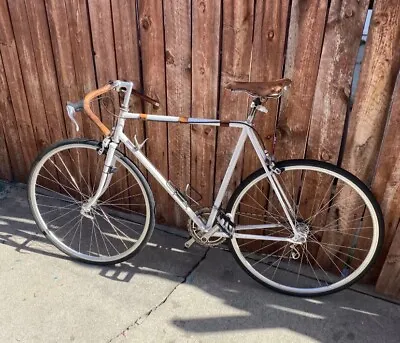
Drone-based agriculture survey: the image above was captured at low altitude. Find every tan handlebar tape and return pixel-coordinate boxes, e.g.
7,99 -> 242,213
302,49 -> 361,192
83,83 -> 113,135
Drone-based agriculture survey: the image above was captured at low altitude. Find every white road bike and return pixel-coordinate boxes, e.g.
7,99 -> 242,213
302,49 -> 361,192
28,79 -> 383,296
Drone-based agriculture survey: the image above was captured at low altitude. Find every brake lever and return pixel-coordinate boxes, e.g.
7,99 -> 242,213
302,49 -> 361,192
66,100 -> 84,132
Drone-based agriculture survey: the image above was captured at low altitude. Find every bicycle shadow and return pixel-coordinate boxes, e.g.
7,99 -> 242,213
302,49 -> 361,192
1,182 -> 399,342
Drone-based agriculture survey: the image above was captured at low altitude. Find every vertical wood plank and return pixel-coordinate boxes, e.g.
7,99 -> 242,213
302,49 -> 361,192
242,0 -> 290,179
65,0 -> 100,141
299,0 -> 369,262
0,117 -> 12,180
8,0 -> 52,152
376,222 -> 400,298
111,0 -> 147,217
191,0 -> 221,208
306,0 -> 369,164
215,0 -> 255,203
137,0 -> 170,224
318,0 -> 400,273
111,0 -> 145,146
274,0 -> 328,161
45,0 -> 83,138
341,0 -> 400,182
0,53 -> 26,181
24,0 -> 67,143
88,0 -> 130,202
367,73 -> 400,285
87,0 -> 118,131
163,0 -> 192,226
0,0 -> 38,178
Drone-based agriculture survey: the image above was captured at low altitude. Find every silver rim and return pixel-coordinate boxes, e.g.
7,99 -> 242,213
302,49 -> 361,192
29,142 -> 151,263
230,164 -> 380,295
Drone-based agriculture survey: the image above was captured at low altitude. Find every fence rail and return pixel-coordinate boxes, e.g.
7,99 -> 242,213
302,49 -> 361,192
0,0 -> 399,298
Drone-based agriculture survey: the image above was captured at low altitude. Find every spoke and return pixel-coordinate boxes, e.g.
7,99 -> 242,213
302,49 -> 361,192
38,173 -> 87,199
106,172 -> 137,193
61,216 -> 82,241
255,185 -> 291,223
96,210 -> 142,236
50,155 -> 84,198
305,244 -> 335,284
92,214 -> 112,256
296,245 -> 306,286
270,243 -> 290,279
303,244 -> 322,287
39,203 -> 77,217
52,212 -> 82,233
312,207 -> 369,233
102,183 -> 142,204
68,150 -> 91,196
46,206 -> 80,225
94,208 -> 131,249
237,202 -> 288,224
251,244 -> 288,267
41,166 -> 83,206
305,184 -> 347,225
309,175 -> 336,224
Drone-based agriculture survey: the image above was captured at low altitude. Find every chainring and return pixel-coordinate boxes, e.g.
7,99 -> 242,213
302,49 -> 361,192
187,208 -> 226,247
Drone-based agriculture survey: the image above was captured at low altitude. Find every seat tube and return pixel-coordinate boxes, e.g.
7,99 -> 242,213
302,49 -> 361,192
246,127 -> 298,234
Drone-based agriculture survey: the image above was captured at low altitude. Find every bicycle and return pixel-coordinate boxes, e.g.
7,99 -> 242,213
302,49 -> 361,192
28,79 -> 384,296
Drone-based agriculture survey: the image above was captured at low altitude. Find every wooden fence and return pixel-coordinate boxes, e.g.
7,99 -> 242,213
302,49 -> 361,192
0,0 -> 399,298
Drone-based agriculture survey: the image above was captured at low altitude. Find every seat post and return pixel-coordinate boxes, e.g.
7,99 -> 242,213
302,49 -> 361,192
246,97 -> 262,124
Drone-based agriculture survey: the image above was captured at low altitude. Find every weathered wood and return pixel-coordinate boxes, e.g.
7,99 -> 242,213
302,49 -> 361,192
367,73 -> 400,285
88,0 -> 129,200
45,0 -> 82,138
65,0 -> 100,141
111,0 -> 145,146
163,0 -> 191,226
376,222 -> 400,298
191,0 -> 221,208
111,0 -> 147,214
215,0 -> 255,204
301,0 -> 369,262
242,0 -> 290,179
341,0 -> 400,182
7,0 -> 53,152
24,0 -> 67,143
0,121 -> 12,181
138,0 -> 170,224
0,50 -> 26,181
0,0 -> 38,178
331,0 -> 400,272
275,0 -> 328,161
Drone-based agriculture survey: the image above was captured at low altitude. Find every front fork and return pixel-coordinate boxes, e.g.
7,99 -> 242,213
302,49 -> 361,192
81,139 -> 118,214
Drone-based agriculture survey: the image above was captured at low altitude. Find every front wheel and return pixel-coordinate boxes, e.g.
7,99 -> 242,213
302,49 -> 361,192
227,160 -> 384,296
28,138 -> 155,265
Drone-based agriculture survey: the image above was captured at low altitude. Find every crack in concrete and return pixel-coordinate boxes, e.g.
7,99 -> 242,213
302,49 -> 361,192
107,247 -> 210,342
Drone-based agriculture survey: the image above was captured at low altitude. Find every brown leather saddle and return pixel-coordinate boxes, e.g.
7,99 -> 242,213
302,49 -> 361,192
226,78 -> 292,98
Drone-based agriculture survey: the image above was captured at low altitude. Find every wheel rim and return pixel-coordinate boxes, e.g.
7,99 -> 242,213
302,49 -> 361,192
230,163 -> 380,295
29,143 -> 151,263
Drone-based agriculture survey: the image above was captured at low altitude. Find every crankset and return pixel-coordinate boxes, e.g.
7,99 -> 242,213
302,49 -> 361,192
186,208 -> 226,248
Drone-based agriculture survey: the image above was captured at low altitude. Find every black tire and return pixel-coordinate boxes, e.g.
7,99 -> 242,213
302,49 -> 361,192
28,138 -> 155,265
226,159 -> 384,296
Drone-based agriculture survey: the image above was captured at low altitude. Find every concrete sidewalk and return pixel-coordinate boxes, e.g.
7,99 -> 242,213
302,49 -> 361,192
0,181 -> 399,342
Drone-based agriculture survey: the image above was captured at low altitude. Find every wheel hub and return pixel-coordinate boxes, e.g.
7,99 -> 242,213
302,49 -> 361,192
292,222 -> 309,244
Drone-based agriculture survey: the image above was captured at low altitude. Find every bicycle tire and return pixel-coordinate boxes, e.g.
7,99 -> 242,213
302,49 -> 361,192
226,159 -> 384,296
28,138 -> 155,265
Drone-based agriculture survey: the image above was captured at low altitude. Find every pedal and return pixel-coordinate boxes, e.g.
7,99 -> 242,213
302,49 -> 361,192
184,237 -> 196,249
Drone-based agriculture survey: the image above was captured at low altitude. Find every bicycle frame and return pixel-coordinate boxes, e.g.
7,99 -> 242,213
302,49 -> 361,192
81,81 -> 299,243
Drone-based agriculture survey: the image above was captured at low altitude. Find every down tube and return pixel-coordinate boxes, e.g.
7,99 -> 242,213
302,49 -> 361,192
119,132 -> 206,230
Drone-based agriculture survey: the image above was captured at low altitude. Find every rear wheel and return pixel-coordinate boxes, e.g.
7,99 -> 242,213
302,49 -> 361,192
227,160 -> 383,296
28,139 -> 155,265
